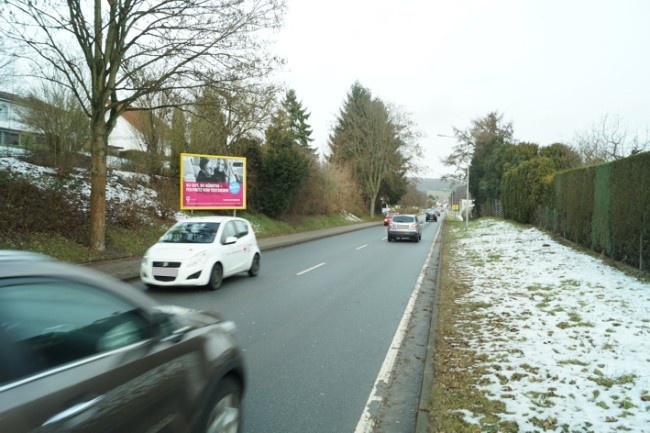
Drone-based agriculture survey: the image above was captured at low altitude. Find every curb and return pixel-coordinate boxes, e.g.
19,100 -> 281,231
414,225 -> 444,433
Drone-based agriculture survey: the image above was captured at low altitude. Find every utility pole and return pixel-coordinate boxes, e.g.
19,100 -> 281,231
465,166 -> 470,229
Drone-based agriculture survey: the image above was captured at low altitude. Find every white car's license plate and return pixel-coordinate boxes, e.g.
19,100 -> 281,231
153,267 -> 178,277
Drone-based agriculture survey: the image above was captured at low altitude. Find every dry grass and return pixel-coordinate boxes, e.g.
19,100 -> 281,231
429,221 -> 519,433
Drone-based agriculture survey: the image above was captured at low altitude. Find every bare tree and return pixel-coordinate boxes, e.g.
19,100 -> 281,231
442,112 -> 514,182
441,130 -> 474,183
15,80 -> 91,173
126,92 -> 172,177
187,83 -> 276,156
1,0 -> 285,250
219,84 -> 278,151
574,114 -> 649,164
0,43 -> 14,85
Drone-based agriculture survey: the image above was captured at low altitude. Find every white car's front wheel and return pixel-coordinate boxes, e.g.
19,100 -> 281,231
207,263 -> 223,291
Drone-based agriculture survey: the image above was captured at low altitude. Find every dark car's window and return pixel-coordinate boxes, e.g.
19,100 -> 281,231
0,278 -> 152,385
161,222 -> 219,244
392,215 -> 415,223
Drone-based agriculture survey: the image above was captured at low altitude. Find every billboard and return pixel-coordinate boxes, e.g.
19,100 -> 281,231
180,153 -> 246,210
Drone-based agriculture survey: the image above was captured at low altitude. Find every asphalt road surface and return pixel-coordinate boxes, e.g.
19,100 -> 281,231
134,220 -> 441,433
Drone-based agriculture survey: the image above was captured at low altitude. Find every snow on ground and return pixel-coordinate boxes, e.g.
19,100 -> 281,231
450,219 -> 650,432
0,153 -> 164,218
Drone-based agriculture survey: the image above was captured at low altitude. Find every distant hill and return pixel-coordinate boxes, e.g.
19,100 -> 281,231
413,177 -> 459,193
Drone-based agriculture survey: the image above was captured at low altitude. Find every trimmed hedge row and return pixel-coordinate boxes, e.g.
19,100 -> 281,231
537,152 -> 650,270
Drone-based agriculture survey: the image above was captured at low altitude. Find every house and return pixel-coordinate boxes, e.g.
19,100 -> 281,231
0,90 -> 166,153
108,110 -> 149,152
0,91 -> 31,145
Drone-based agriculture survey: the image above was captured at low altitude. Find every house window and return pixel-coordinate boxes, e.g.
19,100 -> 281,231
0,104 -> 7,121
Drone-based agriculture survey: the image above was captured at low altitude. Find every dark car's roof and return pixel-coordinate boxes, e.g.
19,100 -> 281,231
0,251 -> 159,311
0,250 -> 53,262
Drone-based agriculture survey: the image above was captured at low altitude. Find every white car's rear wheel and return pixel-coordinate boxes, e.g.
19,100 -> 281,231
248,253 -> 260,277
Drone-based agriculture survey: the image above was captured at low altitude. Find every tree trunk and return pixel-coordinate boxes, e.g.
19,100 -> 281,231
369,195 -> 376,218
89,116 -> 108,251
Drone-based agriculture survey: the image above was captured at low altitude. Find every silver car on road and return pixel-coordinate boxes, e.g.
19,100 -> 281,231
387,214 -> 422,242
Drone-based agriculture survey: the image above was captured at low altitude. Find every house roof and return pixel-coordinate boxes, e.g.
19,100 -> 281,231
0,91 -> 24,103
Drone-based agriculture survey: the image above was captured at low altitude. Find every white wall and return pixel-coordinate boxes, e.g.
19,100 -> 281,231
108,116 -> 144,152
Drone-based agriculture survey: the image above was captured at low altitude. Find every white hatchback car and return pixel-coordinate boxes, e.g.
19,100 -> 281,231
140,216 -> 261,290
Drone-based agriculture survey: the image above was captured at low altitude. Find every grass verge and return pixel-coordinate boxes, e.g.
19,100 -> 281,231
0,211 -> 378,263
429,220 -> 519,433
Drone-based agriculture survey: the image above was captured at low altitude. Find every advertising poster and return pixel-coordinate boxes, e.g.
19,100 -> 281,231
180,153 -> 246,210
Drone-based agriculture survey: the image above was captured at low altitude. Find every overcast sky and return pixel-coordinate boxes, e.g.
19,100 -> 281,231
271,0 -> 650,178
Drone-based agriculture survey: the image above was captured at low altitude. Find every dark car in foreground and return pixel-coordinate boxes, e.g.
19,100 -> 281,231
425,209 -> 437,222
387,214 -> 422,242
0,251 -> 245,433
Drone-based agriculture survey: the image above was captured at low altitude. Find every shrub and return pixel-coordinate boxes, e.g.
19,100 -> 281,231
501,157 -> 555,224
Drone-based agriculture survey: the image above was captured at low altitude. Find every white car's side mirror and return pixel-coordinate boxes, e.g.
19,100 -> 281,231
223,236 -> 238,245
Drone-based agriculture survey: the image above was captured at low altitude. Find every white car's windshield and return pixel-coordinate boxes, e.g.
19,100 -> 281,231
160,222 -> 220,244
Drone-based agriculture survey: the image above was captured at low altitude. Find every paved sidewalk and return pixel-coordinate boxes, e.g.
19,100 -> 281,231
81,221 -> 381,281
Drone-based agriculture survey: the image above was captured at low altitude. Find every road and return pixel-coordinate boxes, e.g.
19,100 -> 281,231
134,220 -> 442,433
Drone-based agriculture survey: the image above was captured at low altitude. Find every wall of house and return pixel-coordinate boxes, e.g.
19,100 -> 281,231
107,116 -> 145,152
0,97 -> 29,145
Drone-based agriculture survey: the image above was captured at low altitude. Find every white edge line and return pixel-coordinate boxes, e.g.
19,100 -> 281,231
356,244 -> 368,250
296,262 -> 326,276
354,223 -> 442,433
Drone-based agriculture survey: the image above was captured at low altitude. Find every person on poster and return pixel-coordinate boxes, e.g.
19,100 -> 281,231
196,157 -> 212,182
212,158 -> 228,183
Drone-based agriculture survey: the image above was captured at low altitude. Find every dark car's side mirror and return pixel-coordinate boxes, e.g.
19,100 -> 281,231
150,312 -> 187,343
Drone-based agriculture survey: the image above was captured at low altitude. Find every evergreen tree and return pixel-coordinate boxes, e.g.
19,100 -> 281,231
539,142 -> 582,170
501,142 -> 539,175
258,107 -> 311,217
231,136 -> 264,211
328,82 -> 374,166
282,89 -> 315,152
447,111 -> 514,216
328,82 -> 416,216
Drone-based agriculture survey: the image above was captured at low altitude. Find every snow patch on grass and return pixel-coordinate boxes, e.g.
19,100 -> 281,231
452,219 -> 650,432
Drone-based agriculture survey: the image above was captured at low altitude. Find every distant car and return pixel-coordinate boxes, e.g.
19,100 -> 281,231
0,251 -> 245,433
387,214 -> 422,242
383,213 -> 394,226
425,210 -> 437,222
141,216 -> 261,290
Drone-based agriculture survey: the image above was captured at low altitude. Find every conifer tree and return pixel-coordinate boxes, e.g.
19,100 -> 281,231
282,89 -> 315,152
328,82 -> 418,216
258,107 -> 311,217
